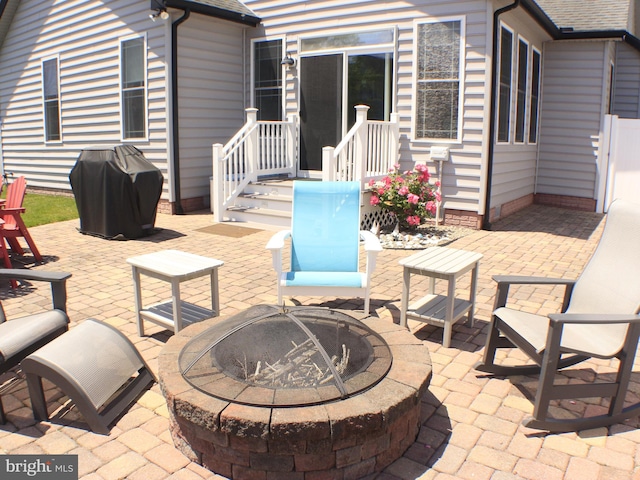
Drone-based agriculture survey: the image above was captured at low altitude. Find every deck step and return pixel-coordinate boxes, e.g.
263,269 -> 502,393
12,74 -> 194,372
224,205 -> 291,230
219,178 -> 322,230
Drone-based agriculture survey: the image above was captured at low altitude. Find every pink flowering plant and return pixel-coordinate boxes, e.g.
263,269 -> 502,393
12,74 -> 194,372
368,164 -> 440,230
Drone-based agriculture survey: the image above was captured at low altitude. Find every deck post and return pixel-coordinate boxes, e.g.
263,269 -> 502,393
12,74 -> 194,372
322,146 -> 336,181
390,112 -> 400,166
245,108 -> 259,180
212,143 -> 224,222
286,114 -> 298,175
354,105 -> 370,187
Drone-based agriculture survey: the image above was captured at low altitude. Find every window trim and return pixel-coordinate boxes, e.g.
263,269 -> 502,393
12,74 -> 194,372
250,36 -> 285,121
42,55 -> 62,144
119,33 -> 148,141
514,35 -> 530,144
528,46 -> 542,145
411,16 -> 466,144
496,23 -> 514,144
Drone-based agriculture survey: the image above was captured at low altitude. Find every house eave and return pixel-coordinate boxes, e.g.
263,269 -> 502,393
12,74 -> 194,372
519,0 -> 640,52
557,30 -> 640,51
155,0 -> 260,26
520,0 -> 560,37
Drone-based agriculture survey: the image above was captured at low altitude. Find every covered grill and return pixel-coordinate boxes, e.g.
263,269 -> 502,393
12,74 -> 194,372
69,145 -> 163,240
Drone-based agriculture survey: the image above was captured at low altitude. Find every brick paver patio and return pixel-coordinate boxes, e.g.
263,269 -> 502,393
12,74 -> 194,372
1,203 -> 639,480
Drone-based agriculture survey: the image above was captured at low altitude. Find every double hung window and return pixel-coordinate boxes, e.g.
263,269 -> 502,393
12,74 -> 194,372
253,39 -> 283,121
414,19 -> 464,141
497,25 -> 541,145
120,36 -> 147,139
497,26 -> 513,143
529,49 -> 541,144
514,38 -> 529,143
42,57 -> 61,142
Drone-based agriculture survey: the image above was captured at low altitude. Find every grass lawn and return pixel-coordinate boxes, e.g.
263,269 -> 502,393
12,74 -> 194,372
4,192 -> 79,228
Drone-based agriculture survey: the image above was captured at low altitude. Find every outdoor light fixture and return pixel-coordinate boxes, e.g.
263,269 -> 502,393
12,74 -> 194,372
149,9 -> 169,21
281,53 -> 296,68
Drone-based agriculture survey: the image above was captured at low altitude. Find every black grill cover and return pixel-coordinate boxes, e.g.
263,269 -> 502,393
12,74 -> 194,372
69,145 -> 163,239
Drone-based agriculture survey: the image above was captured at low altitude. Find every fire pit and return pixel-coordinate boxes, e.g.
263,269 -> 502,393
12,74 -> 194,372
179,305 -> 392,407
159,305 -> 432,479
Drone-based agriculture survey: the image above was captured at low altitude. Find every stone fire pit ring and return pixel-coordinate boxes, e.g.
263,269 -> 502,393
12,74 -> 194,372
158,307 -> 432,479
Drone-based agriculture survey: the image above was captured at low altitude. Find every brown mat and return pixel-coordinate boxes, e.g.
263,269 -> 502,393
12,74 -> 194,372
196,223 -> 263,238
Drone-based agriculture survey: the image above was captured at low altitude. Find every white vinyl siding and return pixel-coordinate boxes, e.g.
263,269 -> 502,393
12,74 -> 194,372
611,42 -> 640,118
176,14 -> 246,201
536,41 -> 609,199
42,56 -> 61,143
0,0 -> 169,194
244,0 -> 490,213
120,34 -> 147,140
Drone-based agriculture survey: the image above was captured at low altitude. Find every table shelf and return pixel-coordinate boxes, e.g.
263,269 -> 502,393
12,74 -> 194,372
140,301 -> 216,330
406,294 -> 472,328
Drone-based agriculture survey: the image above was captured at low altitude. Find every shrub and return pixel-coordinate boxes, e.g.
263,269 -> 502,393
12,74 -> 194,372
368,164 -> 440,230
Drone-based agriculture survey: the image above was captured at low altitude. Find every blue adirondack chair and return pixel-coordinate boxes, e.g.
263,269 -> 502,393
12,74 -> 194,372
266,181 -> 382,313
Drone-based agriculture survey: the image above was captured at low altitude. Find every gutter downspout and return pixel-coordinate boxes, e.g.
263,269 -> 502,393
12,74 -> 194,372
171,9 -> 190,214
483,0 -> 520,230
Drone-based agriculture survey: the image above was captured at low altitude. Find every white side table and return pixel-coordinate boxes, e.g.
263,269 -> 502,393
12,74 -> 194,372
127,250 -> 224,336
399,247 -> 483,348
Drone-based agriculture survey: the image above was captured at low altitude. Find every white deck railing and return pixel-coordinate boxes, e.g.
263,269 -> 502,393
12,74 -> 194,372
212,105 -> 399,221
322,105 -> 400,185
212,108 -> 297,222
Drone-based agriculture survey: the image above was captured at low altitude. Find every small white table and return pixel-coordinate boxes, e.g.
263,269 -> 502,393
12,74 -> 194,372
399,247 -> 482,348
127,250 -> 224,336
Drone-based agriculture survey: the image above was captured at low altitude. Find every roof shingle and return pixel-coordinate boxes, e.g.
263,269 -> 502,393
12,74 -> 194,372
534,0 -> 633,32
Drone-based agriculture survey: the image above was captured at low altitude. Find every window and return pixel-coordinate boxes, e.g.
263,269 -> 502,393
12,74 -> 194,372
497,29 -> 542,145
347,53 -> 393,128
42,57 -> 61,142
514,38 -> 529,143
301,29 -> 394,52
120,36 -> 146,139
497,25 -> 513,143
607,62 -> 615,115
253,39 -> 283,121
414,19 -> 464,141
528,48 -> 541,144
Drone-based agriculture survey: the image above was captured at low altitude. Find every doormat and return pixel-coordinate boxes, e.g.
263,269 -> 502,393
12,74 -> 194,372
195,223 -> 263,238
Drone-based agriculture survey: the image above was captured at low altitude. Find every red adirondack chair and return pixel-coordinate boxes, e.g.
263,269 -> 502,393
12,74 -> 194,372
0,177 -> 43,264
0,220 -> 17,288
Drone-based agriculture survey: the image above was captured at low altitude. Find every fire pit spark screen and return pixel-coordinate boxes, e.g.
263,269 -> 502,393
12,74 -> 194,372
179,305 -> 392,407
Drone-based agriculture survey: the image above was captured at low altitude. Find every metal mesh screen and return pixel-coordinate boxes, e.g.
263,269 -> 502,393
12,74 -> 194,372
179,305 -> 392,407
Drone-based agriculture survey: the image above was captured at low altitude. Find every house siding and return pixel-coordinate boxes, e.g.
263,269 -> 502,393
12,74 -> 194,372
176,13 -> 247,205
489,10 -> 550,215
0,0 -> 169,194
244,0 -> 492,214
2,1 -> 632,221
535,40 -> 611,200
612,41 -> 640,118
